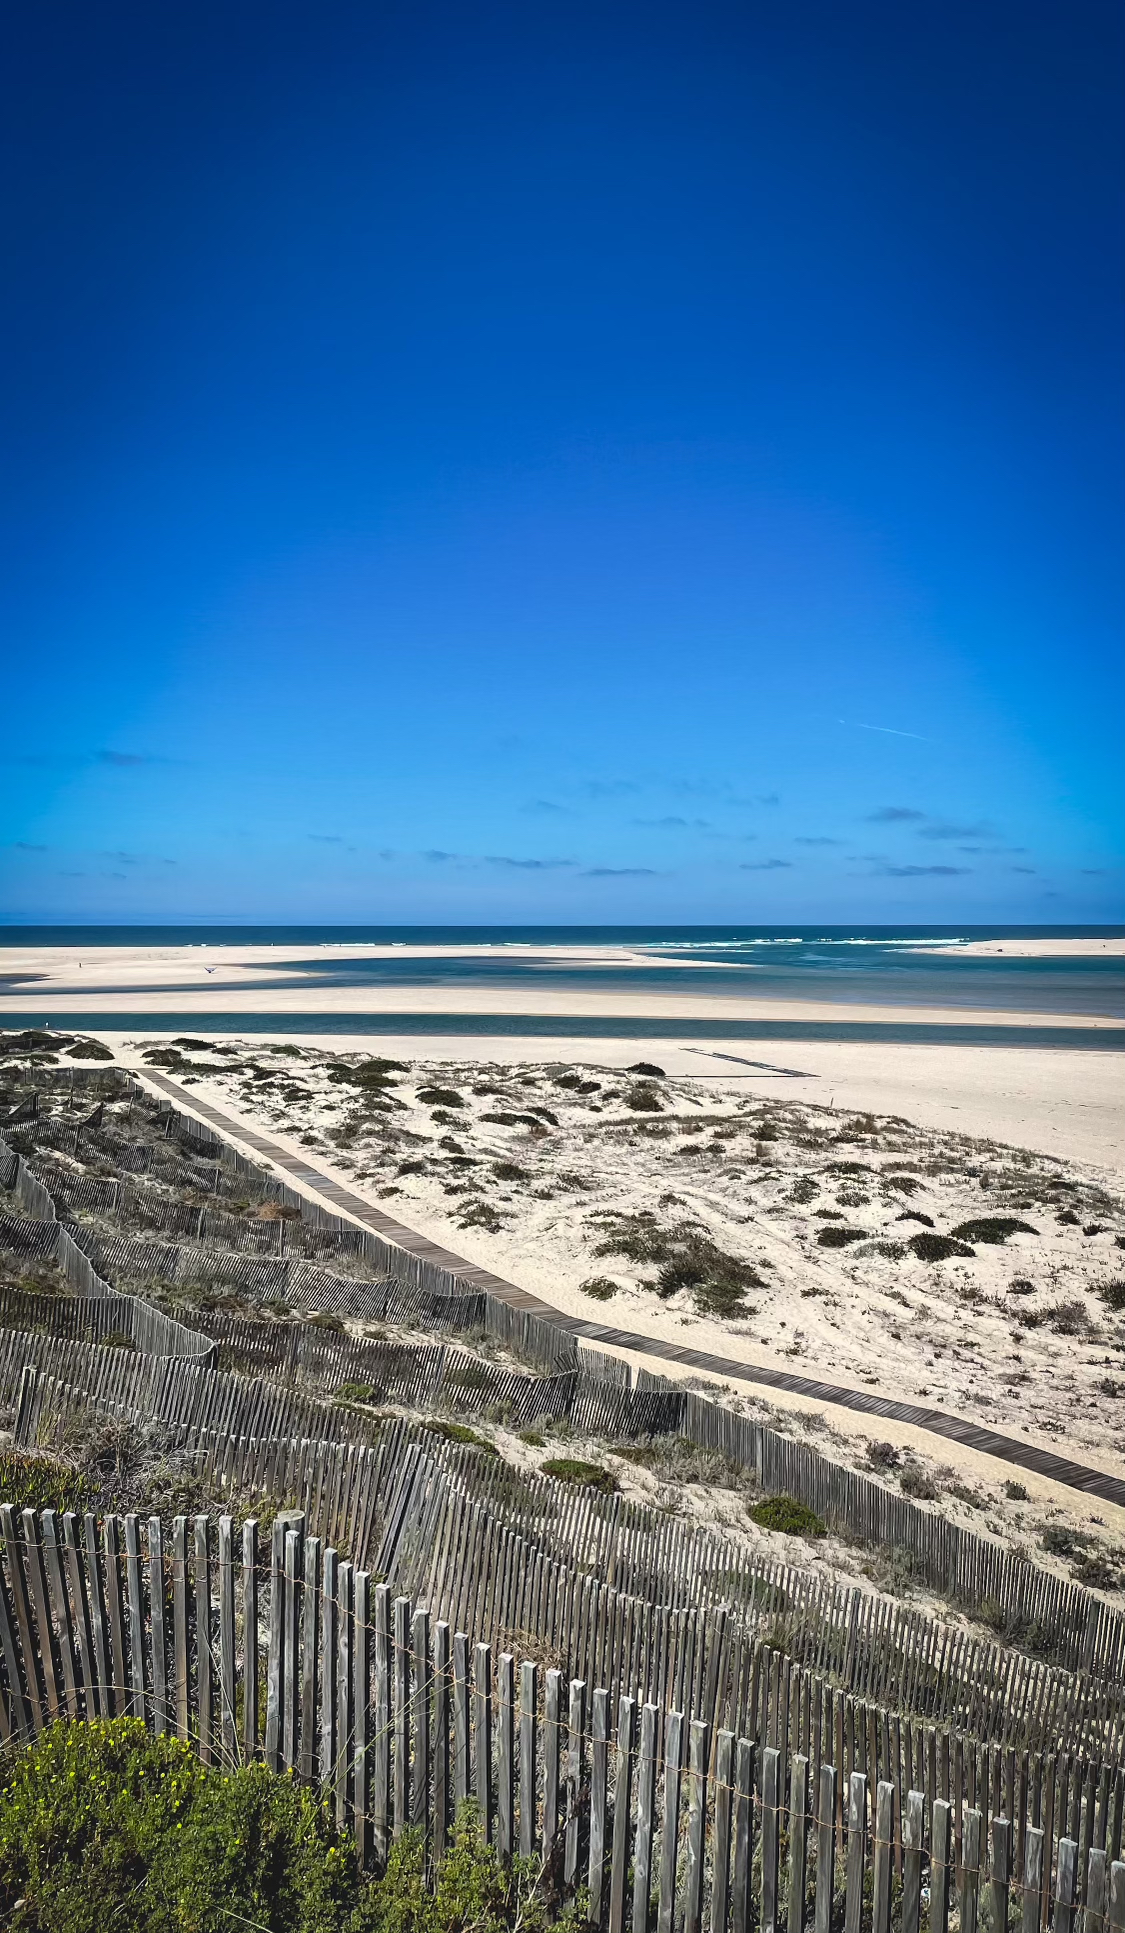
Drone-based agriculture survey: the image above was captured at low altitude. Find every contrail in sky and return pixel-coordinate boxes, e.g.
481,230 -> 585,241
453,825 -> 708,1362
839,719 -> 928,741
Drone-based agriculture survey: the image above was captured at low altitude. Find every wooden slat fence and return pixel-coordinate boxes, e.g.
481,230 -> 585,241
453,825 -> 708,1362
8,1073 -> 1125,1690
2,1498 -> 1125,1933
13,1353 -> 1125,1772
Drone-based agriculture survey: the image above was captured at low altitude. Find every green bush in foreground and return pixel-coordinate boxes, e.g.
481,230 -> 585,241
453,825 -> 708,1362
749,1494 -> 827,1538
355,1817 -> 553,1933
0,1720 -> 550,1933
0,1719 -> 355,1933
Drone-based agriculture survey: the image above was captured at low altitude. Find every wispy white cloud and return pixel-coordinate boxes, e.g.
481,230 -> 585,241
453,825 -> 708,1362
485,855 -> 574,870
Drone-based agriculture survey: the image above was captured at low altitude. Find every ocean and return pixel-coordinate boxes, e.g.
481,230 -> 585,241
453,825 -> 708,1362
1,925 -> 1122,1045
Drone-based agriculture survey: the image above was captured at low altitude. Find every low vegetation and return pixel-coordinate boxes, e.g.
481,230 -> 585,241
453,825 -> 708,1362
422,1419 -> 499,1456
540,1456 -> 618,1493
0,1719 -> 550,1933
589,1210 -> 763,1318
749,1494 -> 827,1538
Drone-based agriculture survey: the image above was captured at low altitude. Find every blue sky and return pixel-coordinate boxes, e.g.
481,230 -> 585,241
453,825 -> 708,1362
2,0 -> 1122,924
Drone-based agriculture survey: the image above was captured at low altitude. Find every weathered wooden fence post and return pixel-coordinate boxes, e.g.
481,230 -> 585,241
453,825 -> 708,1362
497,1651 -> 516,1863
608,1693 -> 636,1933
393,1595 -> 411,1838
518,1658 -> 538,1860
844,1772 -> 867,1933
633,1701 -> 659,1933
434,1621 -> 451,1851
902,1789 -> 924,1933
761,1744 -> 781,1933
354,1570 -> 372,1867
474,1641 -> 494,1845
684,1717 -> 709,1933
731,1737 -> 756,1933
788,1755 -> 810,1933
932,1799 -> 954,1933
873,1780 -> 894,1933
452,1631 -> 470,1812
565,1677 -> 586,1890
411,1607 -> 431,1834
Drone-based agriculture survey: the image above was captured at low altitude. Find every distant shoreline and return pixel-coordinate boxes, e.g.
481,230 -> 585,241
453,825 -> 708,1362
2,923 -> 1123,948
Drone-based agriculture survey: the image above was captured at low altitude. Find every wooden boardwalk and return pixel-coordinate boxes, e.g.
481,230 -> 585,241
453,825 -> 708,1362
138,1070 -> 1125,1511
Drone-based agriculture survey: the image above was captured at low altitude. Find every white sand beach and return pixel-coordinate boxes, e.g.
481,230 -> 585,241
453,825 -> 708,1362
3,941 -> 1122,1169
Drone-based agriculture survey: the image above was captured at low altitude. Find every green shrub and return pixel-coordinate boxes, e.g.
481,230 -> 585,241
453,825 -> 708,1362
950,1217 -> 1037,1244
328,1059 -> 406,1090
900,1466 -> 939,1501
352,1806 -> 550,1933
589,1212 -> 761,1315
815,1226 -> 866,1249
422,1419 -> 499,1455
0,1725 -> 549,1933
64,1041 -> 114,1061
1073,1552 -> 1120,1590
749,1494 -> 826,1538
417,1086 -> 465,1108
623,1085 -> 662,1112
541,1457 -> 618,1493
627,1062 -> 665,1077
0,1450 -> 92,1516
1045,1298 -> 1092,1336
334,1382 -> 379,1407
580,1276 -> 619,1300
457,1201 -> 503,1233
0,1718 -> 357,1933
1041,1523 -> 1085,1558
908,1232 -> 975,1262
1003,1479 -> 1029,1501
1099,1280 -> 1125,1312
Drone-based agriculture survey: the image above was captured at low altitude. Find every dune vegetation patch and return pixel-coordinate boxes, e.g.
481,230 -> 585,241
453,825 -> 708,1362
951,1217 -> 1038,1244
541,1457 -> 618,1493
750,1494 -> 827,1538
908,1232 -> 975,1262
588,1210 -> 763,1317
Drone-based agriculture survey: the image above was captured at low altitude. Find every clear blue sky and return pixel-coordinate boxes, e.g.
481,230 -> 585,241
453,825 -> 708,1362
2,0 -> 1122,924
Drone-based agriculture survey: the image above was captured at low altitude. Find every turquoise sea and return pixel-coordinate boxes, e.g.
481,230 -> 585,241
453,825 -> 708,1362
1,926 -> 1122,1047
